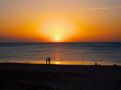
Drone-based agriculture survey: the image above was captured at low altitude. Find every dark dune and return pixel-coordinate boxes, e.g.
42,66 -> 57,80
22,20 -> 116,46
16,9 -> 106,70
0,63 -> 121,90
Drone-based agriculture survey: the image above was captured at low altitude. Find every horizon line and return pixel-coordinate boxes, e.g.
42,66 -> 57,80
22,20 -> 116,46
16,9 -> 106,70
0,41 -> 121,43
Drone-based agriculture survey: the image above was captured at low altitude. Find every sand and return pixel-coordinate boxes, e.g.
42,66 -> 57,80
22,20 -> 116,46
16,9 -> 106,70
0,63 -> 121,90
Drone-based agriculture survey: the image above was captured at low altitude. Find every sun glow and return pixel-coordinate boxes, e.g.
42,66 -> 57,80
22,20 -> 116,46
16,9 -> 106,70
55,61 -> 61,65
40,18 -> 77,42
54,36 -> 62,42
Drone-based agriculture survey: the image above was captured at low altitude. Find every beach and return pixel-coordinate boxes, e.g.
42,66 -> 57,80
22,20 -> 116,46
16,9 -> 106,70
0,63 -> 121,90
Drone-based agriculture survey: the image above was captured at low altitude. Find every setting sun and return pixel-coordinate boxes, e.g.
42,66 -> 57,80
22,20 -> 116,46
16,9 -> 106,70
54,36 -> 62,42
40,18 -> 78,42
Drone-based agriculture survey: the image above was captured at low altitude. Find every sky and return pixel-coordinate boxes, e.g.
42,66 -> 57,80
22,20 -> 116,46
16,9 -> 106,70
0,0 -> 121,42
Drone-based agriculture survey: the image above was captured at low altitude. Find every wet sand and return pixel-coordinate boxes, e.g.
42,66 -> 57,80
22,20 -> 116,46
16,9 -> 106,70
0,63 -> 121,90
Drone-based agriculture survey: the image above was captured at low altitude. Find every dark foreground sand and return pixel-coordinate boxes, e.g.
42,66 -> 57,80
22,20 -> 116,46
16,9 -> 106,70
0,63 -> 121,90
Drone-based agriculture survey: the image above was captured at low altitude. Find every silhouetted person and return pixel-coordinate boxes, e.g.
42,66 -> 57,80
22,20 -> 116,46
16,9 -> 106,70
46,57 -> 48,64
46,57 -> 51,64
95,62 -> 98,66
48,57 -> 51,64
113,64 -> 118,67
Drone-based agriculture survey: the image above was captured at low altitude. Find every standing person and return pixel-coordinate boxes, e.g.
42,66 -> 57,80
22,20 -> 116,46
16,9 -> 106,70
48,57 -> 51,64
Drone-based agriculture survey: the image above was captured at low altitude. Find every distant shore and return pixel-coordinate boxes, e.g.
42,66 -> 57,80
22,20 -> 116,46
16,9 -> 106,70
0,63 -> 121,90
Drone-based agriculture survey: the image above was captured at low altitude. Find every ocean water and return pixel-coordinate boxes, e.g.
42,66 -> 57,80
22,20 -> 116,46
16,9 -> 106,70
0,42 -> 121,65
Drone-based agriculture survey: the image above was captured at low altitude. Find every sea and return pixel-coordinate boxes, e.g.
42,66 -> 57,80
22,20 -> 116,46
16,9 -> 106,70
0,42 -> 121,65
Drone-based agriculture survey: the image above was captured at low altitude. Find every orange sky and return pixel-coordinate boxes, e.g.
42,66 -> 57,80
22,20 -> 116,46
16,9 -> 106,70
0,0 -> 121,42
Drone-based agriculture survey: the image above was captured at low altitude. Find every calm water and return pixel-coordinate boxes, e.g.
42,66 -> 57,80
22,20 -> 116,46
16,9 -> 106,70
0,42 -> 121,65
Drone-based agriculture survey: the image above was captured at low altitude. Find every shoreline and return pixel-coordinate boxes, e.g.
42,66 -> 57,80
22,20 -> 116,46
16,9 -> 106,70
0,59 -> 120,66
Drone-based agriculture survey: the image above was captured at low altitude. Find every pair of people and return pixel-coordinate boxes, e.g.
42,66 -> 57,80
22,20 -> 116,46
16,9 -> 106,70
46,57 -> 51,64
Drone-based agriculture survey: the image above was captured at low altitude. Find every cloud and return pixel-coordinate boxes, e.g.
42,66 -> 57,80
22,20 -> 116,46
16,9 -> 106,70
113,6 -> 121,9
76,6 -> 121,11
